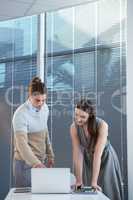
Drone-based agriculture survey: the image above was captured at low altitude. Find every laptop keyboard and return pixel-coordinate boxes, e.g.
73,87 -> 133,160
14,187 -> 31,193
73,186 -> 98,195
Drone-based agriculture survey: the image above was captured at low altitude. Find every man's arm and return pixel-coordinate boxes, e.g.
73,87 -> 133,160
45,130 -> 55,167
13,112 -> 45,167
15,131 -> 43,166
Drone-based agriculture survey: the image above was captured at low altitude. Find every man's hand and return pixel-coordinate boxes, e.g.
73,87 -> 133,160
32,163 -> 46,168
47,159 -> 54,168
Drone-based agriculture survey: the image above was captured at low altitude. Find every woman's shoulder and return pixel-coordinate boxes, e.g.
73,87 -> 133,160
96,117 -> 108,128
70,122 -> 77,130
70,122 -> 80,134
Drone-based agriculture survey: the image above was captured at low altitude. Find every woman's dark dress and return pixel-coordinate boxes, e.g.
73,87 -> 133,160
75,118 -> 123,200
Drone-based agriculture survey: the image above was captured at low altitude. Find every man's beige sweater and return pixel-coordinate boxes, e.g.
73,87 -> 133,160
12,100 -> 54,166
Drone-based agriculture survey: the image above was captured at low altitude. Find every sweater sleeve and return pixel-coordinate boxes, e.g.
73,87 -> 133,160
14,131 -> 41,166
13,110 -> 41,166
45,130 -> 55,161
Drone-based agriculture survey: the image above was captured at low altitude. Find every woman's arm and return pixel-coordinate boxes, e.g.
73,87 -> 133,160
70,123 -> 83,186
91,120 -> 108,190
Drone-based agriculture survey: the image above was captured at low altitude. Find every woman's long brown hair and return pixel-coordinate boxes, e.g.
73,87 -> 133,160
76,99 -> 97,137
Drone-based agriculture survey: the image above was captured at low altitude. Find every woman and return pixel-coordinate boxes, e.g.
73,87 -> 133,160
12,77 -> 54,187
70,99 -> 123,200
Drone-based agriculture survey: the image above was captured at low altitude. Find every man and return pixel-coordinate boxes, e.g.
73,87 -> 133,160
12,77 -> 54,187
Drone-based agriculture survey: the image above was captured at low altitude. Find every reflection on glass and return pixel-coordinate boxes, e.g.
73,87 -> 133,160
97,0 -> 126,44
0,15 -> 37,58
46,8 -> 74,53
0,15 -> 38,196
0,63 -> 5,88
47,56 -> 74,91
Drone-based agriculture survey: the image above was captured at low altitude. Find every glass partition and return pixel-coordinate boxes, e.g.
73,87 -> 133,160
0,15 -> 37,199
0,0 -> 127,199
45,0 -> 127,198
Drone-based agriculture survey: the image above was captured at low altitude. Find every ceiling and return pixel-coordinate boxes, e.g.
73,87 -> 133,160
0,0 -> 94,21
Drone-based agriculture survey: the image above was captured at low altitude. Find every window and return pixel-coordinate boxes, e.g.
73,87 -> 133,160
0,15 -> 38,101
0,63 -> 5,88
0,15 -> 38,198
46,0 -> 127,198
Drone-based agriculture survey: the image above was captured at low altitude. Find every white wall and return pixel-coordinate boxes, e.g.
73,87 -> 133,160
127,0 -> 133,200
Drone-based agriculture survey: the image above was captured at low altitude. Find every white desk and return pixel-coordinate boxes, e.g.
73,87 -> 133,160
5,188 -> 110,200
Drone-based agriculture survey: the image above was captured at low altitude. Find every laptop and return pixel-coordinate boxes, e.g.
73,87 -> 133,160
31,168 -> 71,194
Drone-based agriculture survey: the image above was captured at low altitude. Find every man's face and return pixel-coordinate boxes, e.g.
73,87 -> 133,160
74,108 -> 89,126
29,94 -> 47,109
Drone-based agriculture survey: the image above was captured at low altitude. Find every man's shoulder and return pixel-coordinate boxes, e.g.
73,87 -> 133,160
42,103 -> 49,113
13,102 -> 28,119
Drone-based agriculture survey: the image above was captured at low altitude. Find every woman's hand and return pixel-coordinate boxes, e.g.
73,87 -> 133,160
75,181 -> 83,190
91,184 -> 102,192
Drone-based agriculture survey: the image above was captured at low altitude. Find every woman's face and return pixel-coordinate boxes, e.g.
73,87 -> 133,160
29,94 -> 47,109
75,108 -> 89,126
